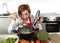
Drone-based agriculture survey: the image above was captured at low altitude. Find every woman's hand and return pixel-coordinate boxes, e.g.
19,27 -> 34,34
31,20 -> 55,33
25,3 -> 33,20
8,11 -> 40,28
34,31 -> 39,35
11,12 -> 18,20
37,16 -> 44,23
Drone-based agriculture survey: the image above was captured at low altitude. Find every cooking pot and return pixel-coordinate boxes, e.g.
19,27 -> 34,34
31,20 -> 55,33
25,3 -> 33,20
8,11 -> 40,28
12,26 -> 38,40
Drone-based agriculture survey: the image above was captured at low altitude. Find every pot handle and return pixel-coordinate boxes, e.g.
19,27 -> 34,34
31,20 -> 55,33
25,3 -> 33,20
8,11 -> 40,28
12,30 -> 18,33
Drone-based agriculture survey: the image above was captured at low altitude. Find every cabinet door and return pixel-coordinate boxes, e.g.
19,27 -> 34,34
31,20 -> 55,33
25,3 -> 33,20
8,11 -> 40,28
46,23 -> 59,32
0,17 -> 11,34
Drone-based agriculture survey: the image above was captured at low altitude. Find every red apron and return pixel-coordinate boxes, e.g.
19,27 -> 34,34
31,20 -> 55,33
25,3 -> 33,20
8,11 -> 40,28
22,16 -> 33,27
27,16 -> 33,27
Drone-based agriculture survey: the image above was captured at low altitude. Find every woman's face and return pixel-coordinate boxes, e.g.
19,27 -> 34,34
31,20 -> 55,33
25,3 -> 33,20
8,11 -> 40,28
20,10 -> 30,20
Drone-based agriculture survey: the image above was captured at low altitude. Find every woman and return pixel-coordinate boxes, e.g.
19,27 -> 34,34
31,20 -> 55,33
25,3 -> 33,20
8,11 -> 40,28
8,4 -> 44,43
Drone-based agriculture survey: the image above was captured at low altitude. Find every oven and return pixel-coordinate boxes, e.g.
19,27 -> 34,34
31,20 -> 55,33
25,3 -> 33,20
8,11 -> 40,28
45,22 -> 59,32
43,17 -> 60,32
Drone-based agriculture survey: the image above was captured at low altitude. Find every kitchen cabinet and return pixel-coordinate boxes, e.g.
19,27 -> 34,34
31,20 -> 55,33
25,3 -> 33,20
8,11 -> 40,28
0,16 -> 11,34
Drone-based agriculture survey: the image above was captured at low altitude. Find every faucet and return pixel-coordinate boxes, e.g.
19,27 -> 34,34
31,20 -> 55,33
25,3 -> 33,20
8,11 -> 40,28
3,3 -> 9,14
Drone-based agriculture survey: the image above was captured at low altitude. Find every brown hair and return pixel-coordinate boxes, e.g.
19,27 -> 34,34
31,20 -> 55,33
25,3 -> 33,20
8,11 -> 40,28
18,4 -> 31,16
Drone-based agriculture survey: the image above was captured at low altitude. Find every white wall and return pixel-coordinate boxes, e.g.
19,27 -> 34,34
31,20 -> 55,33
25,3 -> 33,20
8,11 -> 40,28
0,0 -> 60,15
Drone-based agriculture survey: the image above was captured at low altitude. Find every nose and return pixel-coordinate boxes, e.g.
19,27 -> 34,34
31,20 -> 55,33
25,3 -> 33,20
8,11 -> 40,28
23,16 -> 26,19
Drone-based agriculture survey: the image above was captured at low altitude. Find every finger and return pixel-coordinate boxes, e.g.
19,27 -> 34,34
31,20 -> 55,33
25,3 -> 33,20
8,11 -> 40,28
12,12 -> 18,18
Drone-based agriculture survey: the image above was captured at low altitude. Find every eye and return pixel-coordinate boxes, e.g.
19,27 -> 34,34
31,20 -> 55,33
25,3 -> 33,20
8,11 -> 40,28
25,14 -> 28,15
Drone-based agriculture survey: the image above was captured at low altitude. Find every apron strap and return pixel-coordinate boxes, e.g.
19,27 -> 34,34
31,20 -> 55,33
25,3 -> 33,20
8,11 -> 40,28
28,16 -> 33,27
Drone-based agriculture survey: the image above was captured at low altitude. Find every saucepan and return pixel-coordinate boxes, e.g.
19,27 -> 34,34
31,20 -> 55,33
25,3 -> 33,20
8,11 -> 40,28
12,26 -> 38,40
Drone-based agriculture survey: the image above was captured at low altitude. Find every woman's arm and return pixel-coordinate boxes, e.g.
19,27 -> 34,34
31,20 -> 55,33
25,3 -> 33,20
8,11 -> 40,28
34,16 -> 44,35
8,19 -> 17,33
11,12 -> 18,20
35,23 -> 43,30
8,12 -> 18,33
35,16 -> 44,30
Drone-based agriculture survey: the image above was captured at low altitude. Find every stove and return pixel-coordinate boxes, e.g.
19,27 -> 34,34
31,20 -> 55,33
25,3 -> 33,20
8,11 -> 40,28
41,13 -> 60,32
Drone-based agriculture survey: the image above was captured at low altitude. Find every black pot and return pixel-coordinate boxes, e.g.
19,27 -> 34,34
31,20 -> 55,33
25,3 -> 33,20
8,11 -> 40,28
17,26 -> 35,40
13,26 -> 39,40
18,32 -> 34,40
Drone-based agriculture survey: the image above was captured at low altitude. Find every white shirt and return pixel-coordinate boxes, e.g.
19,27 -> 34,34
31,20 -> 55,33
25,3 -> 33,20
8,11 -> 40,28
8,15 -> 43,33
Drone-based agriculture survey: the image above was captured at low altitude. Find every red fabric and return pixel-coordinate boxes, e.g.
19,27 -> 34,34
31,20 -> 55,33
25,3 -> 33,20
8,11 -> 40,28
27,22 -> 33,27
22,16 -> 33,27
27,16 -> 33,27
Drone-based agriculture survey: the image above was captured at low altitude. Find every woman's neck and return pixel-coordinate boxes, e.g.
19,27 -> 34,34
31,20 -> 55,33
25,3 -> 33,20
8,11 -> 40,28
22,19 -> 29,23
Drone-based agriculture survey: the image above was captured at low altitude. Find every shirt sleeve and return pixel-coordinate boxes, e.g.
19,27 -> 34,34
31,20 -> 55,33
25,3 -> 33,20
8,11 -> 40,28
35,23 -> 43,31
8,19 -> 17,33
30,15 -> 43,30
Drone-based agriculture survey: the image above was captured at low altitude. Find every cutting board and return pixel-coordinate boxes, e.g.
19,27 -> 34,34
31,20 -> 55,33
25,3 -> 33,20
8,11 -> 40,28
49,34 -> 60,43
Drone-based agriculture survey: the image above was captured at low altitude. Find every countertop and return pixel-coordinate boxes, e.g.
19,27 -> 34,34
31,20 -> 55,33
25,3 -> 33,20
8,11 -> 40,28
0,32 -> 60,43
0,33 -> 17,40
0,32 -> 60,39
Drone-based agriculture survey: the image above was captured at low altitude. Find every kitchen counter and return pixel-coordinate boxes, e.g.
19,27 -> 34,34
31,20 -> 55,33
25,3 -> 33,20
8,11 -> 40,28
0,33 -> 18,43
0,32 -> 60,39
0,32 -> 60,43
49,32 -> 60,34
0,32 -> 60,35
49,32 -> 60,43
0,33 -> 17,40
